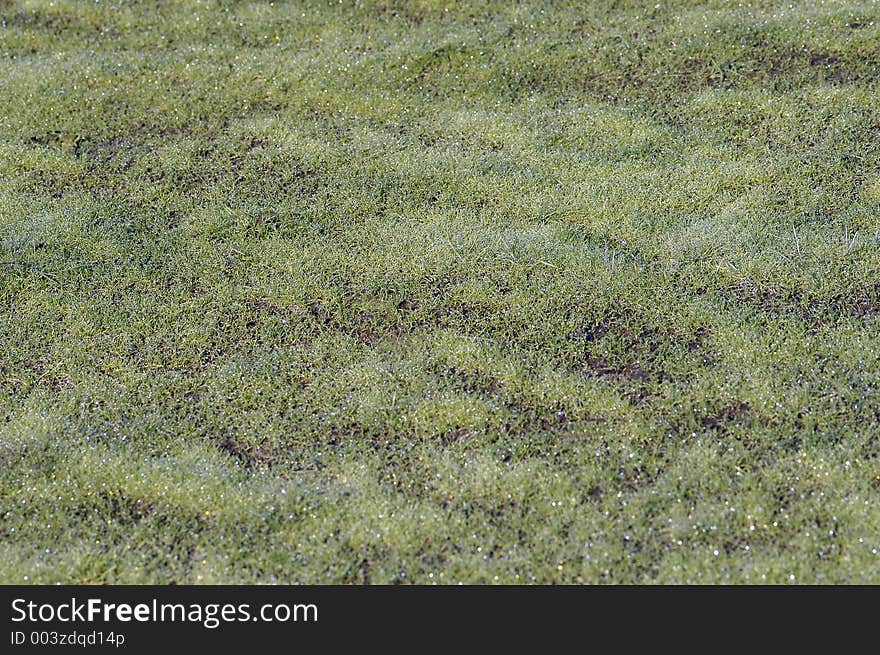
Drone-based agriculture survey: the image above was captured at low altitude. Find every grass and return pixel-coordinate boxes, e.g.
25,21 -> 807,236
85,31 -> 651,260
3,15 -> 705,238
1,0 -> 880,584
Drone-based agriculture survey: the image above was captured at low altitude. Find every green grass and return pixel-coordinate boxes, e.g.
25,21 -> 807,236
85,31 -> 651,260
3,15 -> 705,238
1,0 -> 880,584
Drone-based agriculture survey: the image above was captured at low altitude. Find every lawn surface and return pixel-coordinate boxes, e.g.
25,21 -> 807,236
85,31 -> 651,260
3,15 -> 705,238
2,0 -> 880,583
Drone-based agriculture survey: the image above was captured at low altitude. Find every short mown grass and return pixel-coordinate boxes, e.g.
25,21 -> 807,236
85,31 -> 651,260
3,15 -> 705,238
2,0 -> 880,583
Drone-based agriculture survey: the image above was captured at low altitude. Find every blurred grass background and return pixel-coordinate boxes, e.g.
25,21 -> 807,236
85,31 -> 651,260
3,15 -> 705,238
1,0 -> 880,583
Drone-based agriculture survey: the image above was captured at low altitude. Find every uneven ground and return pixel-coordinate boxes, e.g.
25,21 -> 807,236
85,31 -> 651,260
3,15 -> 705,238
1,0 -> 880,583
